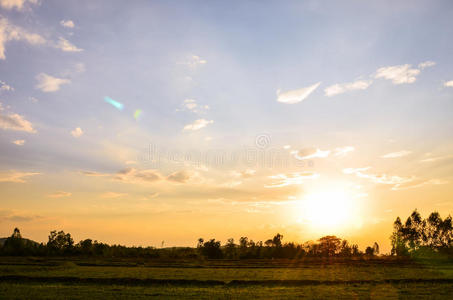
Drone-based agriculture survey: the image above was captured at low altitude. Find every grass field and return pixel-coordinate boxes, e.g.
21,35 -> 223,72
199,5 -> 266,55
1,257 -> 453,299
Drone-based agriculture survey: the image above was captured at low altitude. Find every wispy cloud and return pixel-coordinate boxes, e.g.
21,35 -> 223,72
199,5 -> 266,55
334,146 -> 355,157
324,80 -> 372,97
265,172 -> 319,188
12,139 -> 25,146
167,170 -> 197,183
294,148 -> 330,160
0,80 -> 13,91
183,119 -> 213,131
420,154 -> 453,163
418,61 -> 436,69
276,82 -> 321,104
0,0 -> 38,11
343,167 -> 415,190
0,104 -> 36,133
178,99 -> 209,114
48,191 -> 71,198
375,61 -> 434,85
381,150 -> 412,158
71,127 -> 83,138
55,37 -> 83,52
100,192 -> 127,199
0,170 -> 40,183
60,20 -> 75,28
0,17 -> 46,59
35,73 -> 70,92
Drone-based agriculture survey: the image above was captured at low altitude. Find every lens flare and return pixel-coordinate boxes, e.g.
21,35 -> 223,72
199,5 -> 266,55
104,96 -> 124,110
134,109 -> 142,120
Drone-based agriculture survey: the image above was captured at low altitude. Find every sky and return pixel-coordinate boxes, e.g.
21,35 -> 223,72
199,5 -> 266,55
0,0 -> 453,253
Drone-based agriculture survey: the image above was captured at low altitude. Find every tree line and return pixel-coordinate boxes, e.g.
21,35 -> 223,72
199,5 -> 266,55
391,209 -> 453,256
1,209 -> 451,259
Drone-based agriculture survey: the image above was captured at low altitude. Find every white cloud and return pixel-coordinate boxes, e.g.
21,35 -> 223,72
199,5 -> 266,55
100,192 -> 126,199
265,172 -> 319,188
0,80 -> 13,91
375,64 -> 420,84
60,20 -> 75,28
418,61 -> 436,69
276,82 -> 321,104
381,150 -> 412,158
0,170 -> 40,183
35,73 -> 70,92
420,154 -> 453,163
55,37 -> 83,52
71,127 -> 83,138
324,80 -> 372,97
48,191 -> 71,198
12,139 -> 25,146
334,146 -> 355,157
0,110 -> 36,133
294,148 -> 330,160
0,17 -> 46,60
183,119 -> 213,131
187,55 -> 207,67
444,80 -> 453,87
343,167 -> 414,189
179,99 -> 209,114
392,178 -> 447,190
0,0 -> 38,11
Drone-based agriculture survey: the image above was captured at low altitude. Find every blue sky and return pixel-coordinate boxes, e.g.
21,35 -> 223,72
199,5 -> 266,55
1,0 -> 453,250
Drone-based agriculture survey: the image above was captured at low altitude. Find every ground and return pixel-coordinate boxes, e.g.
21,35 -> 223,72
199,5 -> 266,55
1,257 -> 452,299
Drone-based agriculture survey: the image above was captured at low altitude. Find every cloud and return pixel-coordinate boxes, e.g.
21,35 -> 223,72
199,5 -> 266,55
0,110 -> 36,133
113,168 -> 162,184
0,80 -> 13,92
60,20 -> 75,28
12,139 -> 25,146
444,80 -> 453,88
185,55 -> 207,67
100,192 -> 127,199
0,0 -> 38,11
392,178 -> 447,190
265,172 -> 319,188
343,167 -> 414,189
232,169 -> 256,179
55,37 -> 83,52
35,73 -> 70,92
276,82 -> 321,104
71,127 -> 83,138
48,191 -> 71,198
374,62 -> 433,85
381,150 -> 412,158
324,80 -> 372,97
167,170 -> 193,183
0,209 -> 43,223
183,119 -> 213,131
418,61 -> 436,69
179,99 -> 209,114
294,148 -> 330,160
0,170 -> 40,183
0,17 -> 46,59
334,146 -> 355,157
420,154 -> 453,163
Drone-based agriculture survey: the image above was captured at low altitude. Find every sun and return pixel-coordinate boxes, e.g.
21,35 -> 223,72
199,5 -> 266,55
294,183 -> 362,234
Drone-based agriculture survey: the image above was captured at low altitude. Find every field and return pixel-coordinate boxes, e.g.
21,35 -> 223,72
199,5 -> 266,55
1,257 -> 453,299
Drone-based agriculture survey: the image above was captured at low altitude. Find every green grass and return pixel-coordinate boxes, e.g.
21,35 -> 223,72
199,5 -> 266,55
1,258 -> 453,298
1,282 -> 453,299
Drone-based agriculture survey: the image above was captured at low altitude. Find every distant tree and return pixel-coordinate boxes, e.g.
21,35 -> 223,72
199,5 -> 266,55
224,238 -> 236,258
318,236 -> 341,256
365,246 -> 374,256
199,239 -> 223,259
373,242 -> 380,255
11,228 -> 22,239
272,233 -> 283,248
47,230 -> 74,254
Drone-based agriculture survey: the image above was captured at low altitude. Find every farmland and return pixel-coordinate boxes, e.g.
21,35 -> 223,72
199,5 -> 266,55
1,257 -> 453,299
